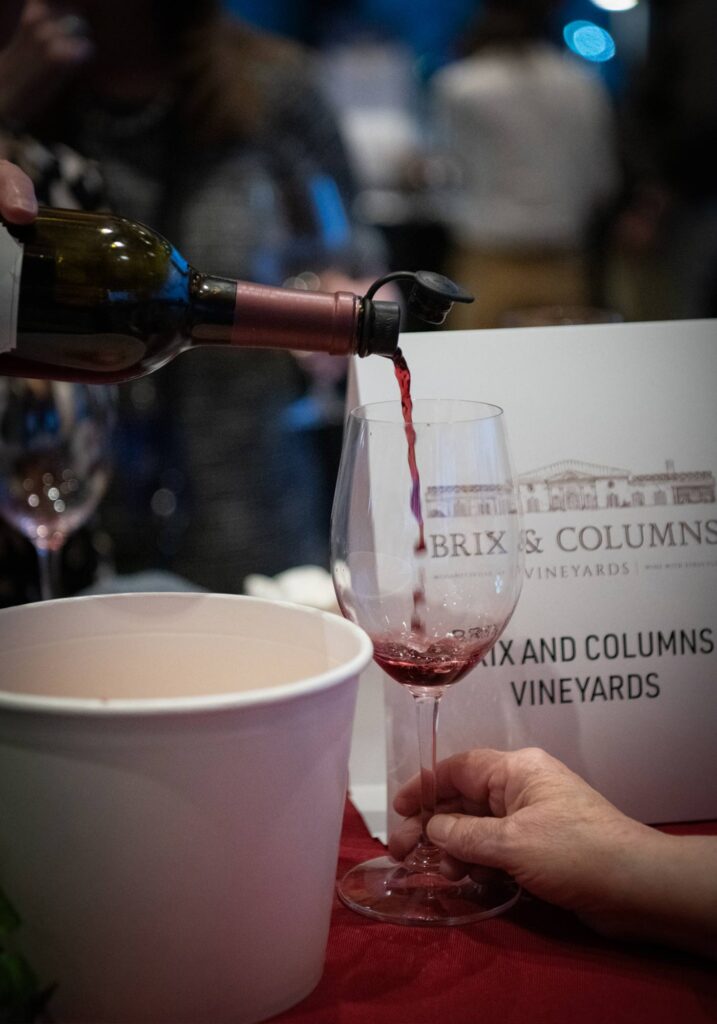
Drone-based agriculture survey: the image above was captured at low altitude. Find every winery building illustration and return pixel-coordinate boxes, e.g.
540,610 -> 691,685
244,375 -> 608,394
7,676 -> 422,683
425,460 -> 716,517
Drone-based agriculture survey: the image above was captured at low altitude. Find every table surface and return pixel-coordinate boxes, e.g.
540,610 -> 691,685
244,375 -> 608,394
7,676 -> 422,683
270,801 -> 717,1024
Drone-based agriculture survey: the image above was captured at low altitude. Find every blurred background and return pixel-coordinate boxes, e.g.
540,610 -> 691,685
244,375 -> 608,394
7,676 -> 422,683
1,0 -> 714,605
216,0 -> 717,335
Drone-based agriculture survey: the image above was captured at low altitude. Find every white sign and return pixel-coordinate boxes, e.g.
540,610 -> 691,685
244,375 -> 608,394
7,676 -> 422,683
348,319 -> 717,837
0,224 -> 23,355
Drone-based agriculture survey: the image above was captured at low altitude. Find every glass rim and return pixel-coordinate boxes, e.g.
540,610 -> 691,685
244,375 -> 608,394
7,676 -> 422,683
348,399 -> 504,425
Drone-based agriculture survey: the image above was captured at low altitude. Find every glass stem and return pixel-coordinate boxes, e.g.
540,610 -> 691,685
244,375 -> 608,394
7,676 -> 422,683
404,690 -> 444,873
36,545 -> 61,601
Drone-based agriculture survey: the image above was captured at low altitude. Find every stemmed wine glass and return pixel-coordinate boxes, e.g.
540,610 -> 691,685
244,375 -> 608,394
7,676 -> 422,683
331,399 -> 524,925
0,378 -> 115,600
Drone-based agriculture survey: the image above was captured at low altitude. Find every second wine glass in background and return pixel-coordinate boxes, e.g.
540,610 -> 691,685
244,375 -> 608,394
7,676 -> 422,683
0,379 -> 115,601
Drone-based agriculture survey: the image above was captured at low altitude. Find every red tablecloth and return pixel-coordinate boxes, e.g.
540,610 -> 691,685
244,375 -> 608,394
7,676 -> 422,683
271,802 -> 717,1024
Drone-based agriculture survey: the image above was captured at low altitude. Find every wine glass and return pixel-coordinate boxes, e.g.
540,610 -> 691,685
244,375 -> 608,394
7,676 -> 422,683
0,378 -> 115,600
331,399 -> 524,925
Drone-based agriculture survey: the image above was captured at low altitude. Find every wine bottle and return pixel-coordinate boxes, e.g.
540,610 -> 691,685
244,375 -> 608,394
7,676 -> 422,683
0,207 -> 400,384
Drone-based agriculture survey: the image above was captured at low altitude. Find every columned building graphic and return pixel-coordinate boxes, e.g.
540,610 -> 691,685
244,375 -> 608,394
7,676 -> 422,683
424,461 -> 715,517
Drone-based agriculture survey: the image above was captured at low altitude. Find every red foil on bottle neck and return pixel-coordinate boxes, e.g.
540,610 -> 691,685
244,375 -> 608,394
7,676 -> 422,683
232,282 -> 360,355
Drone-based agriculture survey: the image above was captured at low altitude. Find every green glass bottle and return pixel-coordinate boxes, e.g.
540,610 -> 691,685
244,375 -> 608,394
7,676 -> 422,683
0,207 -> 400,383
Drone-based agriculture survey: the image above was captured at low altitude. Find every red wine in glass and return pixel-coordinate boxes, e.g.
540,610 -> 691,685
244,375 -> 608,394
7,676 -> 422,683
372,630 -> 498,688
331,388 -> 523,925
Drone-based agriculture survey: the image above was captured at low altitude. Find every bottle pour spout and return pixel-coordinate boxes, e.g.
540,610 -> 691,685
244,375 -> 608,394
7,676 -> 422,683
358,299 -> 401,357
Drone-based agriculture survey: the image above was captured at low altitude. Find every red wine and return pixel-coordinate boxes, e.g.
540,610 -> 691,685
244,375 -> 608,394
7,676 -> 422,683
373,633 -> 496,688
385,351 -> 504,690
393,347 -> 428,634
0,208 -> 400,383
393,348 -> 425,553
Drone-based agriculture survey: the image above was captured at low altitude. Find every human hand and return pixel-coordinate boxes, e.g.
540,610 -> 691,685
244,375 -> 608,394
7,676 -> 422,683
0,158 -> 37,222
0,1 -> 92,128
391,747 -> 717,957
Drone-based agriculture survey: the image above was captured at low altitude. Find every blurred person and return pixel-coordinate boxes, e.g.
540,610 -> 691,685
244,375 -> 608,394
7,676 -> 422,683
391,747 -> 717,960
0,0 -> 386,597
428,0 -> 620,329
1,126 -> 107,604
604,0 -> 717,321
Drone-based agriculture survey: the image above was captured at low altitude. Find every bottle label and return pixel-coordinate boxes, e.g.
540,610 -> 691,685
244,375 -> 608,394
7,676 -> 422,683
0,224 -> 24,355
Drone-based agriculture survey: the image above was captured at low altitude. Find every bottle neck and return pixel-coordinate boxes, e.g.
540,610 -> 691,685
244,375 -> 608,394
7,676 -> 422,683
189,273 -> 365,356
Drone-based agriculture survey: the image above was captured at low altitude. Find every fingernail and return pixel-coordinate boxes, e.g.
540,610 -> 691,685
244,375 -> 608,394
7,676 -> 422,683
10,187 -> 38,214
427,814 -> 459,845
4,197 -> 38,224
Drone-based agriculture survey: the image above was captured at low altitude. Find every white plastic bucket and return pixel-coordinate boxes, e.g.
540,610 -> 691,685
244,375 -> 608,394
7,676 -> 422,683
0,592 -> 372,1024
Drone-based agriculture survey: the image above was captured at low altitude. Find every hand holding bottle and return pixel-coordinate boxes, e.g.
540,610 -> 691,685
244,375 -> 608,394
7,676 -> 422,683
0,159 -> 37,222
390,747 -> 717,959
0,1 -> 92,128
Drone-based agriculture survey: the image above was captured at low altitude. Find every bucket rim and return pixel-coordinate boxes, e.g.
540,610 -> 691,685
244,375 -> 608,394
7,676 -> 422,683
0,592 -> 374,718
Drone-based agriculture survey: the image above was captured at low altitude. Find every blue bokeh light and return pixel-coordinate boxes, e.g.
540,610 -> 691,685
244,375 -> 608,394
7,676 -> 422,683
563,19 -> 616,62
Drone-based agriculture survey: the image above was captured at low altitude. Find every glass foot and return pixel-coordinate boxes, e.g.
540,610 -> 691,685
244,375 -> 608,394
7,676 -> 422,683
337,855 -> 520,926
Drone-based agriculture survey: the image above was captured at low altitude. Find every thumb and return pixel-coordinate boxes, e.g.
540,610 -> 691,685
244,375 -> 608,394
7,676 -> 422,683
0,163 -> 38,223
427,813 -> 511,869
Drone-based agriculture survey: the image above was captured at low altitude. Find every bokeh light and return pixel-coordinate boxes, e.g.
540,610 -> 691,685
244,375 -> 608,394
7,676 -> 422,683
563,20 -> 616,62
590,0 -> 639,11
